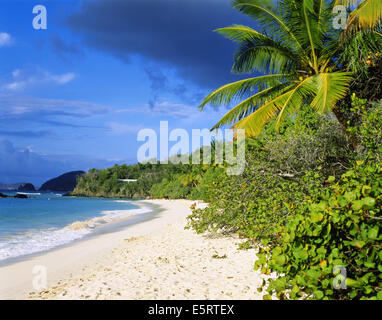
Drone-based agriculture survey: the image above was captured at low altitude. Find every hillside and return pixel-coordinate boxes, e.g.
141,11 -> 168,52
39,171 -> 85,192
17,183 -> 36,191
71,162 -> 190,199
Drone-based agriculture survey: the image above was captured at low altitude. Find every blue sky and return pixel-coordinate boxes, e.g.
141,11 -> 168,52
0,0 -> 252,186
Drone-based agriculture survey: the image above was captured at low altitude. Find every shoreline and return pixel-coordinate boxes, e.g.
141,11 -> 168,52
0,197 -> 155,267
0,200 -> 270,300
0,200 -> 157,268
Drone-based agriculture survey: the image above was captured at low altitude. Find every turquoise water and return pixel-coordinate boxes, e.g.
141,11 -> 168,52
0,192 -> 151,262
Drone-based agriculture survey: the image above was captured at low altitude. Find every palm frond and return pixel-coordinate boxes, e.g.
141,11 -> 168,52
216,25 -> 300,74
275,76 -> 317,130
336,0 -> 382,29
232,40 -> 300,74
301,0 -> 321,71
211,83 -> 294,130
215,25 -> 269,43
334,0 -> 358,5
232,0 -> 306,55
350,0 -> 382,28
197,0 -> 365,139
198,74 -> 292,110
316,0 -> 333,40
232,87 -> 299,137
336,30 -> 382,74
310,72 -> 353,114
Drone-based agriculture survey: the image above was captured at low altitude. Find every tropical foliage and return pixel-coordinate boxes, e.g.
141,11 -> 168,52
71,0 -> 382,300
199,0 -> 382,139
189,96 -> 382,300
72,147 -> 230,200
188,0 -> 382,300
72,162 -> 186,199
187,106 -> 351,246
256,161 -> 382,300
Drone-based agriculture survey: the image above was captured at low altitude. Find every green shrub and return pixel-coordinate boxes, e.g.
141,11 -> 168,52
187,106 -> 349,247
150,177 -> 191,199
265,106 -> 351,178
187,159 -> 322,247
256,162 -> 382,300
187,188 -> 202,200
348,95 -> 382,162
73,162 -> 187,198
196,167 -> 226,202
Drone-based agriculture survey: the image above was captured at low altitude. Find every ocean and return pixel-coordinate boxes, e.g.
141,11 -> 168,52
0,192 -> 152,263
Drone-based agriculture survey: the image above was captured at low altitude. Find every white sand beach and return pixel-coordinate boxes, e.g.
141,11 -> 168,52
0,200 -> 270,300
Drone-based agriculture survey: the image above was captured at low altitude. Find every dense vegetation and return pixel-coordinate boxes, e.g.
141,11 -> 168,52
72,149 -> 225,200
73,162 -> 187,199
187,0 -> 382,300
73,0 -> 382,300
187,106 -> 351,245
188,97 -> 382,300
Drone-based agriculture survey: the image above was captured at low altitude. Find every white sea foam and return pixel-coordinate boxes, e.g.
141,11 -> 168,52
17,192 -> 41,196
0,206 -> 152,262
65,207 -> 151,230
0,228 -> 91,261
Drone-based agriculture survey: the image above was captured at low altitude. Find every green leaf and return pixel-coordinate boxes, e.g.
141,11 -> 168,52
294,249 -> 309,260
275,254 -> 286,266
368,226 -> 379,240
352,240 -> 366,249
364,261 -> 375,268
363,197 -> 376,208
346,278 -> 359,287
310,73 -> 352,114
314,290 -> 324,299
327,176 -> 335,183
352,197 -> 376,210
311,212 -> 324,223
263,294 -> 272,300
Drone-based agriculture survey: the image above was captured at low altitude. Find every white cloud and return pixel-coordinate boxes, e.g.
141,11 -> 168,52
116,100 -> 227,125
148,101 -> 195,118
107,122 -> 142,135
117,101 -> 196,118
0,94 -> 110,120
5,81 -> 25,91
2,68 -> 76,91
47,72 -> 76,84
12,69 -> 20,78
0,32 -> 12,47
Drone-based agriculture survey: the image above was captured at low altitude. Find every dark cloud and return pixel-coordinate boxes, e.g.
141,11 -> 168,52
144,67 -> 168,109
66,0 -> 253,90
51,34 -> 83,60
145,67 -> 168,94
144,66 -> 203,108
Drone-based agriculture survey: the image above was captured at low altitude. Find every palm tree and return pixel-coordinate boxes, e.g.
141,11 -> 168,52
199,0 -> 381,140
179,166 -> 203,188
